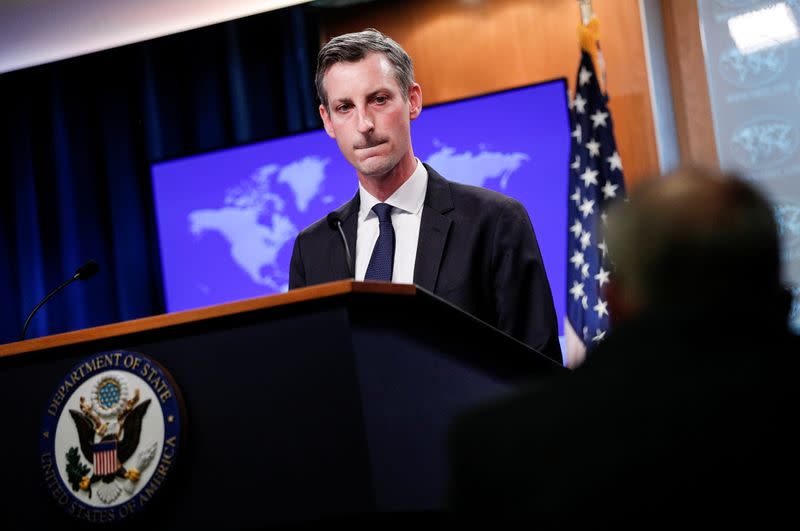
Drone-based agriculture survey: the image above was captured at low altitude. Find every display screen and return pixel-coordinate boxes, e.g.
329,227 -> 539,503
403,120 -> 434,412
151,79 -> 571,334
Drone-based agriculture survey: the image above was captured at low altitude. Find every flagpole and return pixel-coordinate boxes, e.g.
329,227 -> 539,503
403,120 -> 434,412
576,0 -> 605,94
577,0 -> 594,26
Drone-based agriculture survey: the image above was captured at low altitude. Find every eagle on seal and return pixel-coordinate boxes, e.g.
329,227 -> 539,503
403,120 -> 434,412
68,390 -> 151,500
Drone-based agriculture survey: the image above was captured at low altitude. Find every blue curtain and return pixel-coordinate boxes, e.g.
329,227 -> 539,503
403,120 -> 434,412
0,7 -> 321,343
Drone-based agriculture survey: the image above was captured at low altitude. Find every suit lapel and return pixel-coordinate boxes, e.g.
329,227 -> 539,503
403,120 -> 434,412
330,193 -> 359,279
414,165 -> 453,292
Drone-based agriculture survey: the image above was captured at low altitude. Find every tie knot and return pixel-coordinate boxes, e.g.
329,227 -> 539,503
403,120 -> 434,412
371,203 -> 393,222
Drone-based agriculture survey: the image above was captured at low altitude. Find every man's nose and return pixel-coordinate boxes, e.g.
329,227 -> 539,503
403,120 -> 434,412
356,109 -> 374,134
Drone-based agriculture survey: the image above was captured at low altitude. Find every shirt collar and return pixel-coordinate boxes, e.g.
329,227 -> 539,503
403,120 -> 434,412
358,159 -> 428,221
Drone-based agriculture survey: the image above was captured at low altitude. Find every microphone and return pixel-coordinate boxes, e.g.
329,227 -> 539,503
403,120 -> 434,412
327,213 -> 354,278
20,260 -> 100,341
74,260 -> 99,280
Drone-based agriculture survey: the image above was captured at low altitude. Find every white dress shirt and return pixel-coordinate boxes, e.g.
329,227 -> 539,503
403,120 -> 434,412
355,160 -> 428,283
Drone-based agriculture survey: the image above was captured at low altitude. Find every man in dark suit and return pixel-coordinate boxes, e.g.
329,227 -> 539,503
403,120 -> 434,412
447,168 -> 800,523
289,29 -> 561,363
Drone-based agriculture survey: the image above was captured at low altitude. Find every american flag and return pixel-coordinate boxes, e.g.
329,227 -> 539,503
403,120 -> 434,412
93,439 -> 119,476
565,50 -> 626,368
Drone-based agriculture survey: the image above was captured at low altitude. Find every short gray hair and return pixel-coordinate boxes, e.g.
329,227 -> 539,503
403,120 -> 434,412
315,28 -> 415,109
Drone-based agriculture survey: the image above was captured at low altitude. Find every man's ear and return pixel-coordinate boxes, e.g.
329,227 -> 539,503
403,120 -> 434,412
319,104 -> 335,138
408,83 -> 422,120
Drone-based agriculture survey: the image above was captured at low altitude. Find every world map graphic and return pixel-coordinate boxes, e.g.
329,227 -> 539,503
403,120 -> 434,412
187,145 -> 530,293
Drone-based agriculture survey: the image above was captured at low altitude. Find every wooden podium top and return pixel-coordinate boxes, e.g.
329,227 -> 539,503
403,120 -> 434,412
0,281 -> 416,358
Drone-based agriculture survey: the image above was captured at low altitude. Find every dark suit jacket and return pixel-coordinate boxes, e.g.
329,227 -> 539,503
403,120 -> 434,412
447,310 -> 800,523
289,164 -> 562,363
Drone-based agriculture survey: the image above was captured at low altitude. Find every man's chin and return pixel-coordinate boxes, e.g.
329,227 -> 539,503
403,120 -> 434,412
356,158 -> 396,180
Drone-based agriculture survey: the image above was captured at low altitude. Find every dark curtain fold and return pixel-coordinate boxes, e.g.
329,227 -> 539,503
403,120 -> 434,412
0,6 -> 321,343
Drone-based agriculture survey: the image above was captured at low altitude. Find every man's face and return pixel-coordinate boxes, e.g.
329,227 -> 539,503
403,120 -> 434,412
319,53 -> 422,180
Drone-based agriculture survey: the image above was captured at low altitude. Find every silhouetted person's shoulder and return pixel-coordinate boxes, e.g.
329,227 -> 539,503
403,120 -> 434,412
448,313 -> 800,523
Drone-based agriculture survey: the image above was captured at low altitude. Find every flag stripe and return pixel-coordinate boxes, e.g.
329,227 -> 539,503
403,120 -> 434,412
93,443 -> 118,475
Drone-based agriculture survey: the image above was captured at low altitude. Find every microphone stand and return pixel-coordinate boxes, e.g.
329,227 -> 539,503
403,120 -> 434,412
20,274 -> 82,341
334,220 -> 354,278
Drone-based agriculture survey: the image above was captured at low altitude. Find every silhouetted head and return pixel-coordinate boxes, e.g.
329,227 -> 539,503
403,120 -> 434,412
605,167 -> 788,326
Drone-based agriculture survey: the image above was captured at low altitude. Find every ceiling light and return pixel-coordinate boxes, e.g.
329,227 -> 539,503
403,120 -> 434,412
728,2 -> 799,54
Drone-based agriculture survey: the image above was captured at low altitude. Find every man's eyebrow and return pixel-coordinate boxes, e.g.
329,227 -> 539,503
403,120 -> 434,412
331,88 -> 393,105
330,97 -> 353,105
367,88 -> 392,98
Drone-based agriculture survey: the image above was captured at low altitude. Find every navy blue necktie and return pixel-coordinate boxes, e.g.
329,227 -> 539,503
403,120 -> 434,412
364,203 -> 395,281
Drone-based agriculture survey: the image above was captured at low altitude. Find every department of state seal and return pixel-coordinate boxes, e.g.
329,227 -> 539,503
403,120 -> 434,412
40,351 -> 182,523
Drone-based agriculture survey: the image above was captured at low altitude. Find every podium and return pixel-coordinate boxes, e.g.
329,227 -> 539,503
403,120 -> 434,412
0,281 -> 562,528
